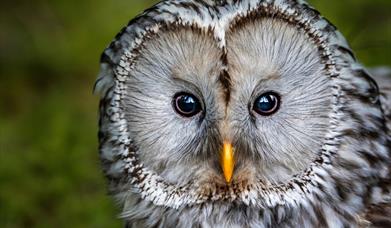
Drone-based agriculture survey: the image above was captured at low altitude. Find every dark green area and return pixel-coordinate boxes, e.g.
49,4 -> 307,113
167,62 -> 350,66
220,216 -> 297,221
0,0 -> 390,227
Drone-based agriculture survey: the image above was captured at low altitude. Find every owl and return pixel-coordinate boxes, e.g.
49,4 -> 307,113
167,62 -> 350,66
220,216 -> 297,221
95,0 -> 391,227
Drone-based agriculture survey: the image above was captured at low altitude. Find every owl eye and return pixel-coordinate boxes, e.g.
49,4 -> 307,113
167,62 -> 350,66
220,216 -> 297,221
173,93 -> 202,117
253,92 -> 280,116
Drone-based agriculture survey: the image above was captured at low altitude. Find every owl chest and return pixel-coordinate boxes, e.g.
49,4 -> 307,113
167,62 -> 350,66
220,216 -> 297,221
124,200 -> 359,228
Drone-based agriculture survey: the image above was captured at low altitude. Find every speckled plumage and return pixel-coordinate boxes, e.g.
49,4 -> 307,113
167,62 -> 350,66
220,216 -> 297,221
95,0 -> 391,227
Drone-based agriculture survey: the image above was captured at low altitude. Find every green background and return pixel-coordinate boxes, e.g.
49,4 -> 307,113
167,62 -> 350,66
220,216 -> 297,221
0,0 -> 390,227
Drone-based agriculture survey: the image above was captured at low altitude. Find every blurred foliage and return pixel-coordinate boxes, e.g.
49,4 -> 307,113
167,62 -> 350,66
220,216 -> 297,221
0,0 -> 389,227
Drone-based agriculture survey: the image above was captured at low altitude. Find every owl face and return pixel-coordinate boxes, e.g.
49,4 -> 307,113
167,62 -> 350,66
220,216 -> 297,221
124,17 -> 331,188
97,0 -> 390,225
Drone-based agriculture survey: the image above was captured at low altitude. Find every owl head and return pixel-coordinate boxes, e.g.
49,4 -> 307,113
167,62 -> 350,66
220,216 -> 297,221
95,0 -> 390,226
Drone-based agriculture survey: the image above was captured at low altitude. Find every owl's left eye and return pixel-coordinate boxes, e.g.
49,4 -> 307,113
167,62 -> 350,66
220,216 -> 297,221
253,92 -> 280,116
173,93 -> 202,117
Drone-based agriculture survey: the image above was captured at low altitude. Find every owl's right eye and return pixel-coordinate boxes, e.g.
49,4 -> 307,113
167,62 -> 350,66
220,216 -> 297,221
173,93 -> 202,117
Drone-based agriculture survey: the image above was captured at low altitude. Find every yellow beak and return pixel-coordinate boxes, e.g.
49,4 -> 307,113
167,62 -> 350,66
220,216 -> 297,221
221,142 -> 234,183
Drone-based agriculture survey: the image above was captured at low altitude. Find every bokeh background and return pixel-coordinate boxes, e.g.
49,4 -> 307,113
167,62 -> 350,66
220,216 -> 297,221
0,0 -> 390,227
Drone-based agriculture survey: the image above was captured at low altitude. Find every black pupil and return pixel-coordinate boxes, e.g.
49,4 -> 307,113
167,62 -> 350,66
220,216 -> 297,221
175,94 -> 201,117
254,92 -> 279,115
